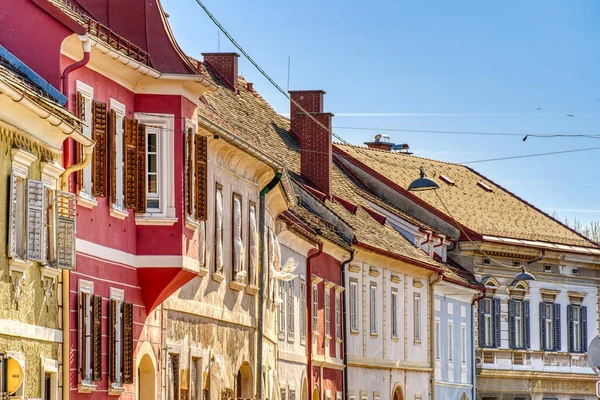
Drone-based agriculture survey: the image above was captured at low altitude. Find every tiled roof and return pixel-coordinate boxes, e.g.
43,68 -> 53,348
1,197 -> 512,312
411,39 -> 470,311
199,65 -> 480,289
335,144 -> 597,248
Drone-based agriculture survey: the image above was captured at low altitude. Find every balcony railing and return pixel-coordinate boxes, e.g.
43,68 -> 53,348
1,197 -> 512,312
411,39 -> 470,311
85,19 -> 150,66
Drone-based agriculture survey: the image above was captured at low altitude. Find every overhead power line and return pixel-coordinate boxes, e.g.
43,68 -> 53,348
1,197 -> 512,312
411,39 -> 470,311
459,146 -> 600,164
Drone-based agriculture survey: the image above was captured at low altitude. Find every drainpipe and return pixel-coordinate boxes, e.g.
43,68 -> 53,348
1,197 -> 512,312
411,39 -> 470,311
471,288 -> 486,400
341,250 -> 355,400
60,35 -> 92,400
429,272 -> 443,400
257,171 -> 282,400
306,243 -> 323,400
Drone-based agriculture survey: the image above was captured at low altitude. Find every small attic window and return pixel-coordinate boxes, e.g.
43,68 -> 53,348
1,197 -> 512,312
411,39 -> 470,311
439,174 -> 455,185
572,268 -> 579,276
512,260 -> 521,267
477,181 -> 493,192
482,257 -> 491,265
544,264 -> 552,273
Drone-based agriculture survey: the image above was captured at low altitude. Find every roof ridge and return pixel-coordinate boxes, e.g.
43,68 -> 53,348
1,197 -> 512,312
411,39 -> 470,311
333,141 -> 463,166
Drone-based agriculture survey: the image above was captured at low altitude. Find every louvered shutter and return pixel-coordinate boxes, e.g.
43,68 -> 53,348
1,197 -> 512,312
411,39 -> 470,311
122,302 -> 134,384
109,299 -> 116,383
80,292 -> 88,380
186,128 -> 194,216
123,118 -> 138,210
493,297 -> 501,348
75,92 -> 85,192
135,124 -> 146,213
55,191 -> 76,269
554,303 -> 561,351
523,300 -> 530,349
26,180 -> 45,263
539,302 -> 547,351
91,100 -> 107,197
109,110 -> 117,205
567,304 -> 574,353
195,135 -> 208,221
508,299 -> 515,349
8,173 -> 18,258
478,300 -> 486,347
92,295 -> 102,382
581,305 -> 588,352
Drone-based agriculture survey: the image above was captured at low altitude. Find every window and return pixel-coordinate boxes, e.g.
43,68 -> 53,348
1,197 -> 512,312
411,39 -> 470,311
370,283 -> 377,335
448,322 -> 454,363
110,100 -> 125,209
568,304 -> 587,353
480,298 -> 495,347
539,302 -> 561,351
435,319 -> 440,360
350,279 -> 359,332
391,289 -> 398,338
461,325 -> 467,365
287,280 -> 295,339
41,358 -> 58,400
278,281 -> 286,336
312,284 -> 318,333
544,303 -> 554,350
108,289 -> 133,387
76,82 -> 93,197
325,288 -> 331,337
145,126 -> 160,210
335,291 -> 341,340
508,298 -> 530,349
190,357 -> 202,400
544,264 -> 552,273
232,193 -> 243,280
167,353 -> 180,400
515,301 -> 523,347
290,389 -> 296,400
414,293 -> 421,342
248,202 -> 258,285
214,184 -> 224,274
281,387 -> 287,400
300,277 -> 306,342
78,281 -> 101,385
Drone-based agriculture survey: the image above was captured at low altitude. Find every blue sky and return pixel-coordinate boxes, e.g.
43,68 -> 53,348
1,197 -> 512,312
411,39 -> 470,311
162,0 -> 600,226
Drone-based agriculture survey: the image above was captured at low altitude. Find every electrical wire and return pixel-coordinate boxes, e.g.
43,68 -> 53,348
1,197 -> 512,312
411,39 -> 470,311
459,146 -> 600,164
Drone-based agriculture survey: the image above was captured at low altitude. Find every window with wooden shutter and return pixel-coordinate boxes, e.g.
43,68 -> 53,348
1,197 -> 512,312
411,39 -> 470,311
109,109 -> 117,205
136,124 -> 146,213
553,303 -> 561,351
8,173 -> 27,260
539,302 -> 547,351
76,91 -> 85,193
55,191 -> 76,269
493,297 -> 501,348
123,118 -> 138,210
92,100 -> 107,197
185,127 -> 194,217
478,299 -> 486,348
79,291 -> 90,381
122,302 -> 134,384
581,305 -> 588,352
92,295 -> 102,382
109,299 -> 116,384
195,135 -> 208,221
508,299 -> 515,349
523,300 -> 530,349
26,180 -> 45,262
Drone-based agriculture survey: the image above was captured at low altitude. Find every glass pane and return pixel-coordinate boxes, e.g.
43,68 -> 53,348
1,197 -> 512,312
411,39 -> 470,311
147,199 -> 159,209
148,154 -> 157,173
148,133 -> 157,152
148,174 -> 157,193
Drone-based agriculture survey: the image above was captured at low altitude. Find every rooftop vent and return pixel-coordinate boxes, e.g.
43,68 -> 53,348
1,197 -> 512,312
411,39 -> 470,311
439,174 -> 455,185
477,181 -> 493,192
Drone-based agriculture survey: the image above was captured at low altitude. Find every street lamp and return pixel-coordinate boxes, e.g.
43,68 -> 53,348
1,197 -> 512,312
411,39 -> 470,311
407,167 -> 439,192
509,266 -> 536,286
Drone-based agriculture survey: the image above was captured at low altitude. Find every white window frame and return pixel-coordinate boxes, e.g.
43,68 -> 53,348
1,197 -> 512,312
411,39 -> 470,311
278,280 -> 286,337
461,324 -> 467,365
110,287 -> 125,388
448,321 -> 454,363
76,81 -> 94,199
573,305 -> 582,352
545,303 -> 554,350
335,291 -> 341,341
287,280 -> 295,340
109,99 -> 127,214
41,357 -> 59,400
185,118 -> 198,222
370,282 -> 377,335
78,279 -> 94,386
10,149 -> 37,262
435,318 -> 441,360
325,288 -> 331,338
134,113 -> 176,223
514,299 -> 523,348
300,276 -> 306,343
350,279 -> 359,332
312,284 -> 319,334
391,288 -> 398,338
484,298 -> 493,347
414,292 -> 421,342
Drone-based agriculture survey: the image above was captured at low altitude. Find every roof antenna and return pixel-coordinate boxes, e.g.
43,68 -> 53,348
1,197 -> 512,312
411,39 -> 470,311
287,56 -> 291,92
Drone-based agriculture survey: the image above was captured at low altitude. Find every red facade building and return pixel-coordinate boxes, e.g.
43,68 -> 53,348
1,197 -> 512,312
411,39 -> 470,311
1,0 -> 214,398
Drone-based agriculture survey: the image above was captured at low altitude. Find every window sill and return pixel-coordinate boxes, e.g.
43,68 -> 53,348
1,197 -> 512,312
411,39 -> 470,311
109,206 -> 129,220
198,266 -> 208,278
245,285 -> 259,296
108,384 -> 126,396
336,338 -> 342,343
185,217 -> 200,230
9,258 -> 33,273
78,382 -> 97,393
350,330 -> 360,336
391,336 -> 400,342
414,340 -> 422,345
77,194 -> 98,209
211,272 -> 225,284
229,281 -> 246,292
370,332 -> 378,338
288,336 -> 296,343
135,215 -> 178,226
326,335 -> 332,340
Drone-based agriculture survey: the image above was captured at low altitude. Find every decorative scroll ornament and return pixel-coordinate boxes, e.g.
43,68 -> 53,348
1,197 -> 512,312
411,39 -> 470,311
42,276 -> 55,306
248,204 -> 258,284
232,195 -> 244,278
215,188 -> 223,273
11,269 -> 27,305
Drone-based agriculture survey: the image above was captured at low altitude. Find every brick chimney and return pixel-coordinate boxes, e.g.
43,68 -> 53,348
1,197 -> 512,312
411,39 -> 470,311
296,111 -> 333,197
289,90 -> 325,138
202,52 -> 240,92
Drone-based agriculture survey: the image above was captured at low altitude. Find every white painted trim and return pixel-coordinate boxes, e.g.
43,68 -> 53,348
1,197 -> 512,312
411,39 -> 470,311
134,216 -> 178,226
0,318 -> 62,343
79,279 -> 94,294
11,148 -> 37,177
41,161 -> 64,189
109,206 -> 129,220
76,238 -> 185,268
76,80 -> 94,99
109,98 -> 126,116
41,357 -> 59,400
110,287 -> 125,302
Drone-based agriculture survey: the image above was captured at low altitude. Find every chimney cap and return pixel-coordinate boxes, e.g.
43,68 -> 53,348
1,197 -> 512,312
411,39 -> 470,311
201,52 -> 240,57
289,89 -> 326,94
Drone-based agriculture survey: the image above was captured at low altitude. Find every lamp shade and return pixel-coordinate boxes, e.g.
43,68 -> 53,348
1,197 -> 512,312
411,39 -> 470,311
510,267 -> 536,286
408,167 -> 439,191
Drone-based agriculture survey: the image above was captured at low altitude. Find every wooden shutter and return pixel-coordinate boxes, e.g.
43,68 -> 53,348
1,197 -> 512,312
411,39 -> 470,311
80,292 -> 88,380
554,303 -> 561,351
508,299 -> 515,349
195,135 -> 208,221
26,180 -> 45,263
567,304 -> 574,353
539,302 -> 547,351
109,110 -> 117,205
123,118 -> 138,210
493,297 -> 501,348
91,100 -> 107,197
75,92 -> 85,193
478,299 -> 486,347
581,305 -> 588,352
122,302 -> 134,384
92,295 -> 102,382
523,300 -> 530,349
109,299 -> 117,383
55,191 -> 76,269
8,173 -> 18,258
135,124 -> 146,213
185,128 -> 194,216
